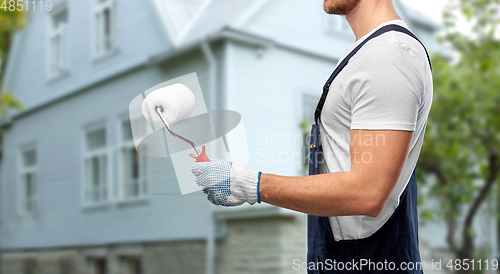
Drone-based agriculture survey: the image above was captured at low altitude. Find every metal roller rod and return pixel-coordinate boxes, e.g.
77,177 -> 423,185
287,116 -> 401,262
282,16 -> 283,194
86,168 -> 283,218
156,107 -> 201,155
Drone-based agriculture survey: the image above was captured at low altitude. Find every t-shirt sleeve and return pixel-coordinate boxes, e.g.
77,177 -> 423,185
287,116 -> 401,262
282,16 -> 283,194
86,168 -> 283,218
345,41 -> 424,131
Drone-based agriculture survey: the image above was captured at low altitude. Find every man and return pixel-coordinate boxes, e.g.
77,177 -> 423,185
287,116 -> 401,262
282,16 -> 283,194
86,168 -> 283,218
191,0 -> 432,272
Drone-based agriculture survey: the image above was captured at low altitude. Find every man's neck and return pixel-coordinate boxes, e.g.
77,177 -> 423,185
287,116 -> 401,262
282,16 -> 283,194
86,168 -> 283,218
345,0 -> 402,42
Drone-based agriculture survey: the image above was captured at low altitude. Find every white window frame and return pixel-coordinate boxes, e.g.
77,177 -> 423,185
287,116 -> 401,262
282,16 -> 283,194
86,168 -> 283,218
88,257 -> 108,274
82,124 -> 110,207
301,95 -> 319,171
116,117 -> 148,202
119,256 -> 142,274
93,0 -> 117,58
302,94 -> 319,122
47,6 -> 69,79
18,145 -> 38,217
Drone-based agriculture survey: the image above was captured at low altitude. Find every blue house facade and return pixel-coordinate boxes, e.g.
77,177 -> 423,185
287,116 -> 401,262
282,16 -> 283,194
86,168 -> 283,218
0,0 -> 439,273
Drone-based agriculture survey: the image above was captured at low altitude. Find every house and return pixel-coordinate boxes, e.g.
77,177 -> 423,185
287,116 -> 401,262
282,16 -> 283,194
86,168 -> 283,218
0,0 -> 440,273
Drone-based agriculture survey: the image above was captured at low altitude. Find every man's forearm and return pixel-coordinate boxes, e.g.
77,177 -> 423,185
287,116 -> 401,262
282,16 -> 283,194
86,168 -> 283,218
193,130 -> 409,211
259,130 -> 412,217
259,172 -> 385,217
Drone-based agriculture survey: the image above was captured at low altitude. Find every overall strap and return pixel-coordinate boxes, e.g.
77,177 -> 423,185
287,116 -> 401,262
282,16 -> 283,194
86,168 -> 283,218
314,24 -> 432,120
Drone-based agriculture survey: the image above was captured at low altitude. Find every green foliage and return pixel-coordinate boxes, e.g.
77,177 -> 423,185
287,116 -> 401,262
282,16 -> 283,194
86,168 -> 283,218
419,49 -> 500,218
299,118 -> 313,134
0,9 -> 25,120
417,0 -> 500,258
0,9 -> 26,67
299,118 -> 314,174
419,0 -> 500,218
0,90 -> 22,117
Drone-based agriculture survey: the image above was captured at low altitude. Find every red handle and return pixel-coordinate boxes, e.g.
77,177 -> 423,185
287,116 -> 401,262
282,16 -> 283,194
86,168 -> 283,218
190,145 -> 211,162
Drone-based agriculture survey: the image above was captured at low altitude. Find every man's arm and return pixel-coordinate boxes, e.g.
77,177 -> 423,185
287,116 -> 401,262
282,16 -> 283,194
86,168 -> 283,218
259,129 -> 413,217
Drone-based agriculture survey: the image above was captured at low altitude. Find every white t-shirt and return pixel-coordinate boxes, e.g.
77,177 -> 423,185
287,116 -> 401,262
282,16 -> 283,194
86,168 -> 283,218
319,20 -> 433,240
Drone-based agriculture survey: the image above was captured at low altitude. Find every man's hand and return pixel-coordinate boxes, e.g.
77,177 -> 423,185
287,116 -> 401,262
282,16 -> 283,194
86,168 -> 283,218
191,159 -> 261,207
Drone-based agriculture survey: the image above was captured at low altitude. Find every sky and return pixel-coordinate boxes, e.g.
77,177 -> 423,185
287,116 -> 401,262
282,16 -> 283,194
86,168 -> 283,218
402,0 -> 482,37
401,0 -> 448,24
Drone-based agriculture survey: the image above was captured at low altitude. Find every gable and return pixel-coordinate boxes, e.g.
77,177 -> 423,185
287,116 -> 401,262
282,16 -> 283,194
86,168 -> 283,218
178,0 -> 257,46
151,0 -> 440,51
151,0 -> 210,45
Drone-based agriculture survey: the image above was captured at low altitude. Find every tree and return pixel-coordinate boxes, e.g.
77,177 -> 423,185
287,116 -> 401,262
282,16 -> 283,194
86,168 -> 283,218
0,9 -> 25,121
418,0 -> 500,265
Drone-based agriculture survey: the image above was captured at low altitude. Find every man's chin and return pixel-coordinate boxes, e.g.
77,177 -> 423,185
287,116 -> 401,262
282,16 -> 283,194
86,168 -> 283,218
324,0 -> 361,16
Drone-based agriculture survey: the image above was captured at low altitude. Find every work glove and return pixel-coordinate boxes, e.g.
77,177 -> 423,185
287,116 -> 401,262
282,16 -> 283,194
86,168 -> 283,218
191,159 -> 261,207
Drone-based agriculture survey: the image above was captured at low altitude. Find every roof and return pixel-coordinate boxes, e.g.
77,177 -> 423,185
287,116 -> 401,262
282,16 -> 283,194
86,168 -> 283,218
153,0 -> 266,47
151,0 -> 210,44
177,0 -> 258,46
154,0 -> 442,48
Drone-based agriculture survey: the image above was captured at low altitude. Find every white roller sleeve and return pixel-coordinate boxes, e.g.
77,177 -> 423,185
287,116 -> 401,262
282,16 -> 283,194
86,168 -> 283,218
141,83 -> 196,127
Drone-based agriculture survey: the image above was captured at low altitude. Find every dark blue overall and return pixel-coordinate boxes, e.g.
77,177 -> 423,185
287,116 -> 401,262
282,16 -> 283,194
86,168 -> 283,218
307,25 -> 431,273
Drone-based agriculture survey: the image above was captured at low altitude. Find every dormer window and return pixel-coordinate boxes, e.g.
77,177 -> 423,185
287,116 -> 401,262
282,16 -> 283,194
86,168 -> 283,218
94,0 -> 116,58
48,7 -> 68,78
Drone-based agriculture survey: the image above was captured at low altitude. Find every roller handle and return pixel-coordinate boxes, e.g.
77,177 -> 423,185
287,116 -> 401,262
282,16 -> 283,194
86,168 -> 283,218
190,145 -> 211,162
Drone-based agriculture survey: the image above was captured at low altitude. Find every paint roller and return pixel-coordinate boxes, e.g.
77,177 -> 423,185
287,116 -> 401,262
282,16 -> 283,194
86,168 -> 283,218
141,83 -> 210,162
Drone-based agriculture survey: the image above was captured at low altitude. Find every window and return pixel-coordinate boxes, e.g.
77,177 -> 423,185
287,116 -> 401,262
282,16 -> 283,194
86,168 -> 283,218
59,259 -> 73,274
84,127 -> 108,205
120,257 -> 142,274
301,96 -> 318,170
19,147 -> 37,215
48,7 -> 68,78
118,118 -> 147,200
94,0 -> 116,57
325,15 -> 350,33
23,260 -> 39,274
302,96 -> 318,121
89,258 -> 107,274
